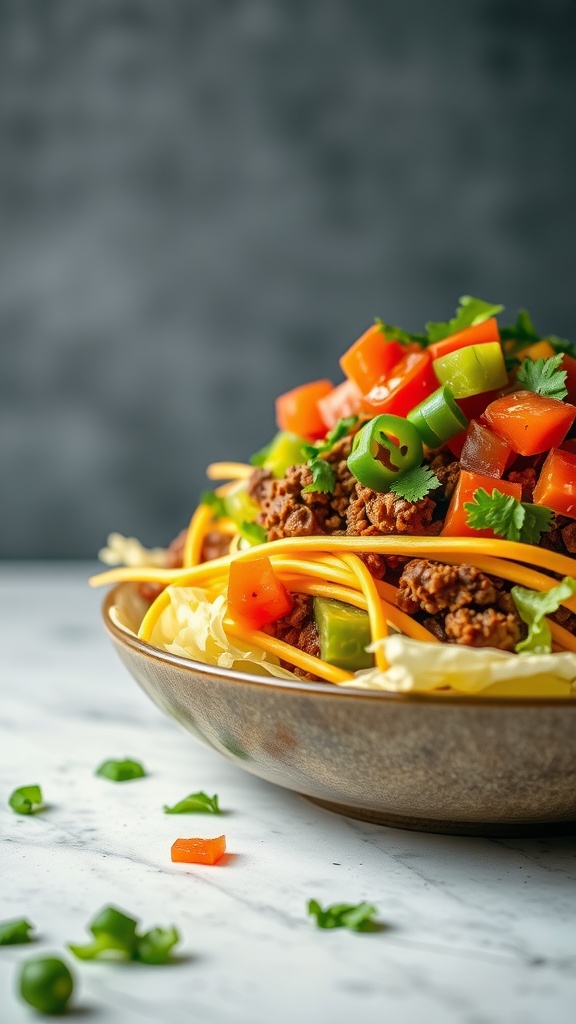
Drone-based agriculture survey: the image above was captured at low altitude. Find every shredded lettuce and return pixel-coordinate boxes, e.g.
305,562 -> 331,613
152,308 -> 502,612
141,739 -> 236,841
150,587 -> 297,679
511,577 -> 576,655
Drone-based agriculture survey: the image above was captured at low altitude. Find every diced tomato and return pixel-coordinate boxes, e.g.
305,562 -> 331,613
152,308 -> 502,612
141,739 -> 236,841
560,438 -> 576,456
561,353 -> 576,404
361,350 -> 437,419
459,420 -> 514,479
426,318 -> 501,362
442,469 -> 522,538
339,324 -> 404,394
317,378 -> 363,430
445,429 -> 467,458
533,448 -> 576,519
517,340 -> 556,363
456,389 -> 500,423
482,391 -> 576,456
276,379 -> 333,439
171,835 -> 227,865
227,556 -> 293,629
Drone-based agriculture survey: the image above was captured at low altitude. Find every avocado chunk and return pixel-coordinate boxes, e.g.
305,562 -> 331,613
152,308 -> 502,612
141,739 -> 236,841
313,597 -> 374,671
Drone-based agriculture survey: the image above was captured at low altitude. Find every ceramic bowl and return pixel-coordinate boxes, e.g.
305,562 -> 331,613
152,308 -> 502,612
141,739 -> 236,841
103,583 -> 576,837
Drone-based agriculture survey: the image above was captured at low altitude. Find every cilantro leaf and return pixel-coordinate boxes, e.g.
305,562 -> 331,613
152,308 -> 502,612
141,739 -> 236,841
8,785 -> 44,815
499,309 -> 540,345
389,465 -> 442,503
0,918 -> 35,945
512,577 -> 576,654
375,319 -> 427,347
464,488 -> 554,544
307,899 -> 380,932
163,791 -> 221,814
201,490 -> 227,519
301,458 -> 336,494
95,759 -> 146,783
238,521 -> 267,546
516,354 -> 568,401
425,296 -> 504,344
303,417 -> 358,461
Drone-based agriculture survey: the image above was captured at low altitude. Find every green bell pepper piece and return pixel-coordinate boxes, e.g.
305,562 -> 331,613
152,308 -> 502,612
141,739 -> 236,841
313,597 -> 374,671
252,431 -> 308,478
432,342 -> 508,399
407,385 -> 468,447
223,481 -> 260,526
346,414 -> 423,491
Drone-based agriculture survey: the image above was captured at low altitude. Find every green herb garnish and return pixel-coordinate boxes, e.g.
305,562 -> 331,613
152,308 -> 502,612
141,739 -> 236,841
0,918 -> 35,945
68,905 -> 180,964
200,490 -> 228,518
8,785 -> 43,815
464,488 -> 554,545
301,458 -> 336,494
238,521 -> 267,546
512,577 -> 576,654
375,318 -> 427,347
95,759 -> 146,782
163,791 -> 221,814
425,296 -> 504,344
516,354 -> 568,401
389,465 -> 442,503
300,416 -> 358,495
499,309 -> 540,345
18,956 -> 74,1015
307,899 -> 380,931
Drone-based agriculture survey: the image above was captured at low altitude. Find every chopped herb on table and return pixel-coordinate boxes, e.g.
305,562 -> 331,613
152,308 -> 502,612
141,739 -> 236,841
0,918 -> 35,945
18,956 -> 74,1015
8,784 -> 44,815
307,899 -> 380,931
68,905 -> 180,964
163,791 -> 221,814
95,758 -> 146,782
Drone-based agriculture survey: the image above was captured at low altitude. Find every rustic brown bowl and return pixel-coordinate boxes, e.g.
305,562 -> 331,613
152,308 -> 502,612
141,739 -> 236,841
103,583 -> 576,837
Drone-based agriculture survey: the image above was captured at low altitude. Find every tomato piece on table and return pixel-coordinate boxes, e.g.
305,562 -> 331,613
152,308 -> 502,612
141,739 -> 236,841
317,378 -> 363,430
482,390 -> 576,456
426,317 -> 501,362
459,420 -> 514,479
533,448 -> 576,519
361,350 -> 437,419
339,324 -> 404,394
171,836 -> 227,865
276,379 -> 333,439
442,469 -> 522,537
227,556 -> 293,629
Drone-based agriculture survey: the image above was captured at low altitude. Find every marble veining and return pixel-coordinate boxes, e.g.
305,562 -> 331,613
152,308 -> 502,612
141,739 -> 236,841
1,563 -> 576,1023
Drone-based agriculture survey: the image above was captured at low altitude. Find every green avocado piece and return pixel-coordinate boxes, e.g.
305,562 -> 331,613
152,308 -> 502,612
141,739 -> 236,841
313,597 -> 374,671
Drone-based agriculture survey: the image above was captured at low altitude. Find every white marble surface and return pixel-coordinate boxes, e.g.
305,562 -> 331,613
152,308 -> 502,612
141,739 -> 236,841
1,562 -> 576,1024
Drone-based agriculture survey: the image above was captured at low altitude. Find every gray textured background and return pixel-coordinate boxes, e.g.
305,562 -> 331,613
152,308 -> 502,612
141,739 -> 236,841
2,0 -> 576,558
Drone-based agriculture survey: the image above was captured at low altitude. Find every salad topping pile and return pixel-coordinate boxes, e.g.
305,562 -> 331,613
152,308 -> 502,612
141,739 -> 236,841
92,298 -> 576,696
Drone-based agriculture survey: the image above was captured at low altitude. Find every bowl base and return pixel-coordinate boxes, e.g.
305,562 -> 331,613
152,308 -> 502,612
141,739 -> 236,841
305,796 -> 576,837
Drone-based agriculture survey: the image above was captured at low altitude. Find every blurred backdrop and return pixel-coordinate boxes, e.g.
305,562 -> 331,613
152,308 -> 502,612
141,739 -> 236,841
2,0 -> 576,558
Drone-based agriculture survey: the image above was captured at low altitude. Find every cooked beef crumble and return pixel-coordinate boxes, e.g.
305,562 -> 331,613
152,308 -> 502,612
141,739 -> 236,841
396,559 -> 524,651
269,593 -> 320,680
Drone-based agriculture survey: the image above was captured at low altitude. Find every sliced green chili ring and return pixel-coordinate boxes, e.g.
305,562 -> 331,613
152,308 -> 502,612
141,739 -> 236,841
347,414 -> 423,491
407,385 -> 469,447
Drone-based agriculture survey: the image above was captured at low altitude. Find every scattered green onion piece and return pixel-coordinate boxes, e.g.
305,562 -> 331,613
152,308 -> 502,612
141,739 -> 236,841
307,899 -> 380,931
69,906 -> 138,961
163,791 -> 221,814
135,926 -> 180,965
0,918 -> 35,945
18,956 -> 74,1015
407,385 -> 468,447
8,785 -> 43,815
95,759 -> 146,782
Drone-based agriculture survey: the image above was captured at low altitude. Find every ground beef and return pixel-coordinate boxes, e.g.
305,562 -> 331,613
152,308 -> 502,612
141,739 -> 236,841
346,485 -> 441,537
252,436 -> 358,541
396,558 -> 524,651
505,466 -> 537,503
270,593 -> 321,680
200,530 -> 232,563
428,450 -> 461,502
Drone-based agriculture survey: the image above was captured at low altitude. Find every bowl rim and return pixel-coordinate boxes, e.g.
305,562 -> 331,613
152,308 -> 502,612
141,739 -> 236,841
102,583 -> 576,708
